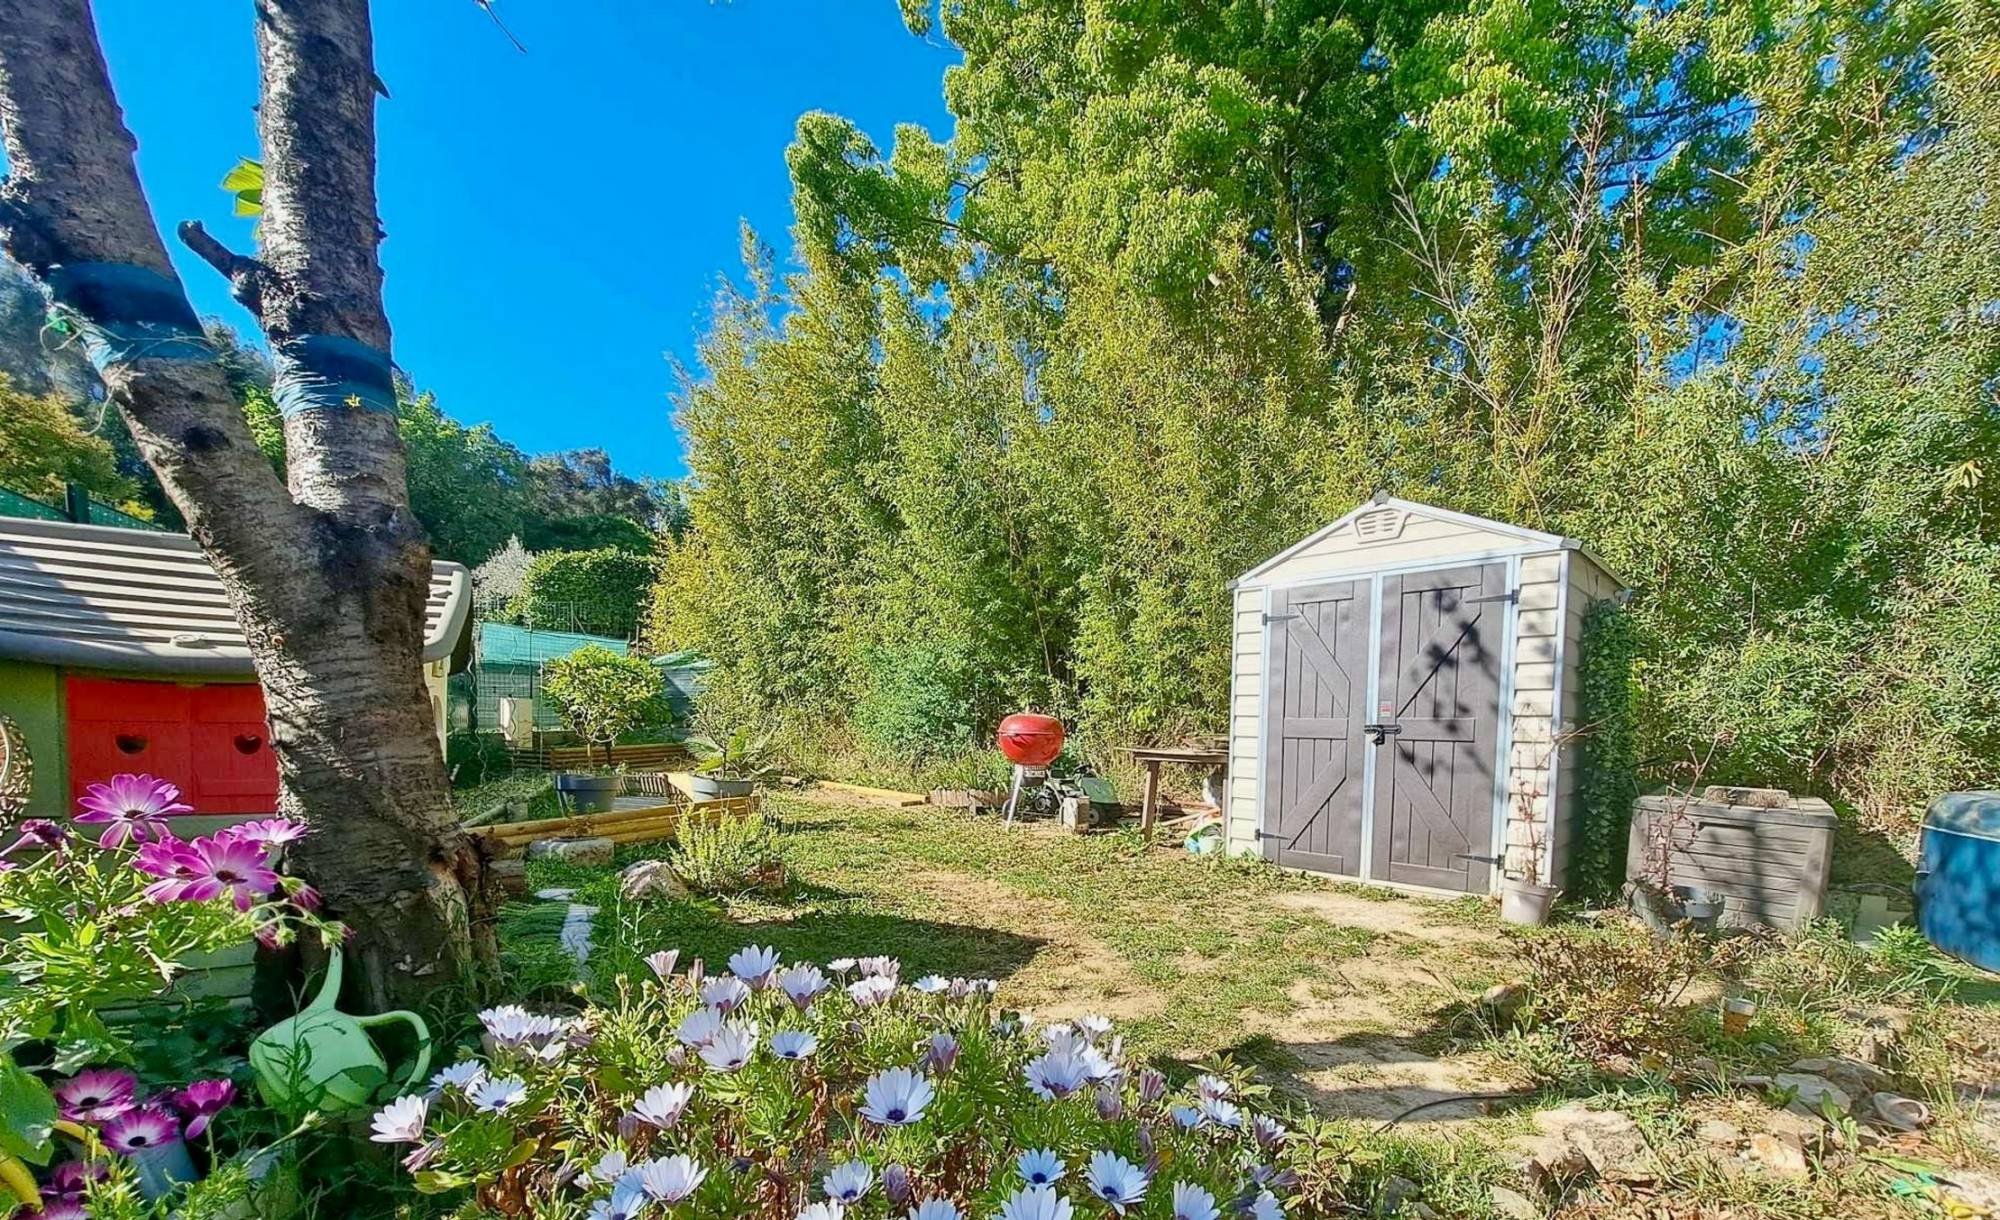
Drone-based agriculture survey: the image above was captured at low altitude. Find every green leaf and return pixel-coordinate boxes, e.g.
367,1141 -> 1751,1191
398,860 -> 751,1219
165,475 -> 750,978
0,1062 -> 57,1166
412,1169 -> 474,1195
220,157 -> 265,218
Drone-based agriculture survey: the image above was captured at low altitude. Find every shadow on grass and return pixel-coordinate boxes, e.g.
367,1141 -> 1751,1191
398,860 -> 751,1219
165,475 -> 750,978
501,870 -> 1049,1005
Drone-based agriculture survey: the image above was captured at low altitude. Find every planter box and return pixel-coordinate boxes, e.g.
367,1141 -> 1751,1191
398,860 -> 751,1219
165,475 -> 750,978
1626,791 -> 1836,931
476,789 -> 759,856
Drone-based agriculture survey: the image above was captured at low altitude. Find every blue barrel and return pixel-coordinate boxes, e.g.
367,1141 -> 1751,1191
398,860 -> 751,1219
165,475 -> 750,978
1916,792 -> 2000,973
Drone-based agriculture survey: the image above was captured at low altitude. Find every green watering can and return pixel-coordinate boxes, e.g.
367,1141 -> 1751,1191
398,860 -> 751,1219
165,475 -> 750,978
248,947 -> 431,1113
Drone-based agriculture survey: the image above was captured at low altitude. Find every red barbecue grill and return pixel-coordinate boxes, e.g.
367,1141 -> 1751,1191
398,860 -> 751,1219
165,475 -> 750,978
998,712 -> 1065,823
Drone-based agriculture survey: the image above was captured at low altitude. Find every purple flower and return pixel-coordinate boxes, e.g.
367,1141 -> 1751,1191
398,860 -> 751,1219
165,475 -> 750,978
823,1160 -> 874,1203
75,773 -> 190,846
170,1078 -> 236,1138
910,1202 -> 962,1220
847,975 -> 896,1007
1251,1114 -> 1288,1149
826,957 -> 857,975
633,1153 -> 707,1202
102,1106 -> 181,1155
1085,1151 -> 1149,1215
921,1033 -> 960,1074
177,834 -> 281,910
677,1007 -> 725,1046
1076,1014 -> 1114,1042
3,819 -> 69,856
1024,1050 -> 1092,1100
911,975 -> 949,994
370,1094 -> 429,1143
856,955 -> 900,979
53,1068 -> 138,1123
132,839 -> 205,902
778,964 -> 830,1008
999,1185 -> 1072,1220
46,1160 -> 107,1200
631,1081 -> 693,1128
430,1061 -> 487,1095
699,1021 -> 758,1071
859,1067 -> 934,1126
883,1163 -> 911,1204
728,944 -> 780,986
469,1076 -> 527,1113
701,976 -> 751,1012
219,818 -> 307,847
644,949 -> 681,980
1172,1183 -> 1220,1220
1197,1097 -> 1241,1129
799,1205 -> 846,1220
1096,1084 -> 1124,1121
33,1202 -> 87,1220
1248,1191 -> 1284,1220
1171,1105 -> 1204,1129
1016,1149 -> 1063,1186
770,1029 -> 819,1060
1195,1074 -> 1231,1101
1136,1068 -> 1167,1102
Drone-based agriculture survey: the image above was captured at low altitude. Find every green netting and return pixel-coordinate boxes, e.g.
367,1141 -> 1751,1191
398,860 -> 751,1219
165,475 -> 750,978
83,500 -> 162,530
477,623 -> 629,667
0,486 -> 67,523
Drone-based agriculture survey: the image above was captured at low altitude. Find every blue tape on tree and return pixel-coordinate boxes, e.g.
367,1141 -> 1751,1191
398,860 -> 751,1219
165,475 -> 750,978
44,262 -> 211,370
272,334 -> 398,416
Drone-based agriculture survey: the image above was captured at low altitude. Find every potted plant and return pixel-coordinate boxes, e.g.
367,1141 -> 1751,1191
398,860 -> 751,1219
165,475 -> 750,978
683,728 -> 776,800
539,645 -> 665,814
1626,788 -> 1727,935
1500,795 -> 1560,927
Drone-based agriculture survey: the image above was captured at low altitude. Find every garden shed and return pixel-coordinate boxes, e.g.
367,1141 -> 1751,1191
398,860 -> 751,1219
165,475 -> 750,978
1226,495 -> 1623,896
0,516 -> 470,818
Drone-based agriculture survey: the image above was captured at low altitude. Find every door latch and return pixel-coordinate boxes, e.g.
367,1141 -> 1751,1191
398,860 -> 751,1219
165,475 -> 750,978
1262,612 -> 1298,625
1362,723 -> 1402,745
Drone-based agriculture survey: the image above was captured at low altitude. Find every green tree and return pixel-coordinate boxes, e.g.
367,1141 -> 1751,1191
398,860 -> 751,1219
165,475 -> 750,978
541,644 -> 666,764
0,374 -> 137,509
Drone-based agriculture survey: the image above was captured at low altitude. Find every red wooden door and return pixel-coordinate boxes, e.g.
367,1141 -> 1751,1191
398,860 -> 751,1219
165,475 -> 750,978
66,677 -> 193,807
66,678 -> 279,814
189,684 -> 279,813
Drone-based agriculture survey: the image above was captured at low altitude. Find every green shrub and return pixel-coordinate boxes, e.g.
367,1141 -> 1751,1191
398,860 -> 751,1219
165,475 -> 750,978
510,547 -> 658,637
541,645 -> 666,762
669,810 -> 784,896
1570,599 -> 1640,901
853,639 -> 981,761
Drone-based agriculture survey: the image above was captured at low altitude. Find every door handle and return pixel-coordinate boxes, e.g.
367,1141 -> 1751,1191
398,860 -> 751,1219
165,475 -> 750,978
1363,723 -> 1401,745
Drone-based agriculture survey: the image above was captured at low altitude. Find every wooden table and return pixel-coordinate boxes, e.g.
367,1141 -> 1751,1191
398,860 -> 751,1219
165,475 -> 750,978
1123,745 -> 1229,833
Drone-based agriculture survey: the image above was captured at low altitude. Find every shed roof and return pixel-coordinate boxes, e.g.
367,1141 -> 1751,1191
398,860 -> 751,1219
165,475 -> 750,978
1233,494 -> 1624,588
476,622 -> 629,668
0,516 -> 470,675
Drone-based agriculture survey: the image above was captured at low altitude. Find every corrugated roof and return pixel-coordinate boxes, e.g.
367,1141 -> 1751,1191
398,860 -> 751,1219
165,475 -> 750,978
476,622 -> 628,668
0,516 -> 470,674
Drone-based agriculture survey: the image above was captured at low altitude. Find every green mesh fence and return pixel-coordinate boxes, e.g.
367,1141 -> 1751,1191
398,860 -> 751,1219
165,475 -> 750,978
0,486 -> 68,523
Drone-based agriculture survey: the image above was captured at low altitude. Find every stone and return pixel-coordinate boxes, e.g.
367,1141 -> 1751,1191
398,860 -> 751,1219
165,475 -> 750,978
1695,1119 -> 1743,1148
1870,1092 -> 1932,1131
558,903 -> 599,968
1774,1073 -> 1852,1118
618,858 -> 691,902
1488,1186 -> 1541,1220
1746,1132 -> 1809,1178
1787,1056 -> 1893,1099
489,858 -> 529,898
1378,1176 -> 1421,1216
1528,1105 -> 1655,1184
527,836 -> 614,867
1480,981 -> 1528,1023
1940,1169 -> 2000,1213
534,887 -> 576,901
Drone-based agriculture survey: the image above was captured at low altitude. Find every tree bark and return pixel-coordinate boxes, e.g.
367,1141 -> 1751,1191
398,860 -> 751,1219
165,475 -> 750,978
0,0 -> 493,1009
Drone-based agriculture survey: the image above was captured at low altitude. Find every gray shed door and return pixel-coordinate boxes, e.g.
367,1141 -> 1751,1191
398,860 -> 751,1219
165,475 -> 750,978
1368,563 -> 1506,892
1261,578 -> 1369,875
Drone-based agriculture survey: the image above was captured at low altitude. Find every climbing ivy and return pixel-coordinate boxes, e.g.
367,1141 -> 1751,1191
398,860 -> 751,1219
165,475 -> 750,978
1570,599 -> 1641,902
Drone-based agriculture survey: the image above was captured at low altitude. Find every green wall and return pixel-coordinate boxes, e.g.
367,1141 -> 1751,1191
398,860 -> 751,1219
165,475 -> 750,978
0,658 -> 64,817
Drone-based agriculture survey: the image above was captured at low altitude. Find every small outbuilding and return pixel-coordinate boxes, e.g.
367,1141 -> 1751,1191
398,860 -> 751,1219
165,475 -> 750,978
1225,495 -> 1623,895
0,516 -> 470,818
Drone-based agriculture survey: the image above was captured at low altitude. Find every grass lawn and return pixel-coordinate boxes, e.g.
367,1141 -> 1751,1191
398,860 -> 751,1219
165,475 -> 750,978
497,788 -> 2000,1217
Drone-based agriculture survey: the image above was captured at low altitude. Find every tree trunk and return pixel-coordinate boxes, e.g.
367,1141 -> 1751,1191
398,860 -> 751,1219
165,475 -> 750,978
0,0 -> 493,1009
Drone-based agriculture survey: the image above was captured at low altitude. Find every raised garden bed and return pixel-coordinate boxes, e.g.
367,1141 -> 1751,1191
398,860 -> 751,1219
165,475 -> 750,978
474,772 -> 758,855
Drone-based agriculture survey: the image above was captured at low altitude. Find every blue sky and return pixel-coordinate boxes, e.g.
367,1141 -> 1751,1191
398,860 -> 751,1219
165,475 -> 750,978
78,1 -> 958,480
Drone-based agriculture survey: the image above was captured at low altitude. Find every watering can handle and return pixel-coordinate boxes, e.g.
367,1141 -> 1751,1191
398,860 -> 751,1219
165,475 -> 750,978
355,1010 -> 432,1092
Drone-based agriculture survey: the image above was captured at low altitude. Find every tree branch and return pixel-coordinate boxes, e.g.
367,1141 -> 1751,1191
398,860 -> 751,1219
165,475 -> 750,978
177,219 -> 268,319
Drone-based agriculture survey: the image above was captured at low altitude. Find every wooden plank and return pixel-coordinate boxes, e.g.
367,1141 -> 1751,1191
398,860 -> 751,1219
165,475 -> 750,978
812,780 -> 928,805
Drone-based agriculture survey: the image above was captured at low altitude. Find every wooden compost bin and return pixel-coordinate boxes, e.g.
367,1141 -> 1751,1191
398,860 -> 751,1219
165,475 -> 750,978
1627,789 -> 1837,931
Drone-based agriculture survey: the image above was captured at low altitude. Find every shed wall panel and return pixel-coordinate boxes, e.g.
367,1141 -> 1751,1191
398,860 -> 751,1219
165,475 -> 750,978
1227,587 -> 1265,854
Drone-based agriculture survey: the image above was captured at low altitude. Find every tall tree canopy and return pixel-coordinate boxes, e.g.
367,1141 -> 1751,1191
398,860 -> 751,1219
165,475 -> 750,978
654,0 -> 2000,819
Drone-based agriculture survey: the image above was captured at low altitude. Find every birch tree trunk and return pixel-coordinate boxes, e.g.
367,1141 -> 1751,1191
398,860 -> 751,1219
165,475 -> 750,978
0,0 -> 493,1008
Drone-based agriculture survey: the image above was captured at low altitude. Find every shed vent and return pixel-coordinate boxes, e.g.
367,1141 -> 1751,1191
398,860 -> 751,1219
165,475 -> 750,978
1352,506 -> 1407,544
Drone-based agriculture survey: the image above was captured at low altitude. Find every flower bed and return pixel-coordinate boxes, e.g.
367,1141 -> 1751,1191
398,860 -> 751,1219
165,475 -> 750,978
372,948 -> 1298,1220
0,774 -> 337,1217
